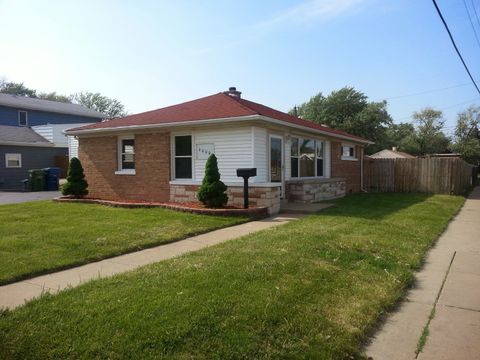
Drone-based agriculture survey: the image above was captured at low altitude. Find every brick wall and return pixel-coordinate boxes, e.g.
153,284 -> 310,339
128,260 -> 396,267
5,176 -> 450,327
170,184 -> 281,215
78,132 -> 171,202
330,141 -> 362,193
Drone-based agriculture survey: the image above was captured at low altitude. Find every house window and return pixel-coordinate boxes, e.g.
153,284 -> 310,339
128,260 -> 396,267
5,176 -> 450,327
174,135 -> 192,179
341,144 -> 356,160
316,141 -> 324,176
290,137 -> 299,178
5,153 -> 22,168
18,111 -> 28,126
116,136 -> 135,174
290,137 -> 324,178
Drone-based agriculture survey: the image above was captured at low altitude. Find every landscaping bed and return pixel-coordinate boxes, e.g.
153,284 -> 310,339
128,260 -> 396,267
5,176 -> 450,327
54,197 -> 268,218
0,193 -> 465,359
0,201 -> 246,285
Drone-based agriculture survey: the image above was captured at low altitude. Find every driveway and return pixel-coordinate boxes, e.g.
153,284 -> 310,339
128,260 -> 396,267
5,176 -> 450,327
0,191 -> 61,205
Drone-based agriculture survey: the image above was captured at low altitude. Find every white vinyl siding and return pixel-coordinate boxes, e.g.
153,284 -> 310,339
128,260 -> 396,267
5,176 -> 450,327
192,126 -> 253,182
68,136 -> 79,159
252,127 -> 268,182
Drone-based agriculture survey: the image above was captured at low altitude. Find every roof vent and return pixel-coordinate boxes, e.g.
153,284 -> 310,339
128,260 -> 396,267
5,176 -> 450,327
224,86 -> 241,98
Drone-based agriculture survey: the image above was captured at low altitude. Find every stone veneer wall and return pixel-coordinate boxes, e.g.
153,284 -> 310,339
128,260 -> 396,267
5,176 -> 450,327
285,178 -> 346,203
170,184 -> 281,215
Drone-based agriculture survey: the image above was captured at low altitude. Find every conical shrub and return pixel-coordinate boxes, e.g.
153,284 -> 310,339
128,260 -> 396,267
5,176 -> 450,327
197,154 -> 228,208
62,157 -> 88,197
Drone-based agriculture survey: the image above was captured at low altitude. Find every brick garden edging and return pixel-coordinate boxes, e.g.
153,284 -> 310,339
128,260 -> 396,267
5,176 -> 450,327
53,197 -> 269,219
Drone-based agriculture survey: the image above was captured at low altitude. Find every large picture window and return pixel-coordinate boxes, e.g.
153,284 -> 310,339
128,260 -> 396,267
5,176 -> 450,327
174,135 -> 192,179
290,137 -> 324,178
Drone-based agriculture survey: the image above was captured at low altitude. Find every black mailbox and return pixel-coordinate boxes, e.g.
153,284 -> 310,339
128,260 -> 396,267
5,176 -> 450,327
236,168 -> 257,209
236,168 -> 257,178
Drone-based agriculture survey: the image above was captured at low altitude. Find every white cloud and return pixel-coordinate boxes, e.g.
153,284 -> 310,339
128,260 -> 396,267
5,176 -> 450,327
256,0 -> 370,29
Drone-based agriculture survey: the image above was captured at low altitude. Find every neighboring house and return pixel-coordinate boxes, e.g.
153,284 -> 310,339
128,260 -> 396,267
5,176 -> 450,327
0,93 -> 105,190
0,126 -> 67,189
66,87 -> 372,214
370,147 -> 415,159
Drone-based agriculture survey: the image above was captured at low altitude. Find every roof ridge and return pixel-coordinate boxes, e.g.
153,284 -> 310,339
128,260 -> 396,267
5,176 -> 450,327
218,92 -> 260,115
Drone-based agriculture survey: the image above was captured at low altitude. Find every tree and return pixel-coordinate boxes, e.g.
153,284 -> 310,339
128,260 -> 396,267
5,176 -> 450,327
62,157 -> 89,197
412,108 -> 451,155
197,154 -> 228,208
72,92 -> 127,118
451,105 -> 480,165
37,91 -> 72,103
291,87 -> 392,153
0,81 -> 37,97
0,79 -> 126,117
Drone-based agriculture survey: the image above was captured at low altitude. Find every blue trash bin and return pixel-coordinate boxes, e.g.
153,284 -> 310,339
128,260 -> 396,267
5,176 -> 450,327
43,167 -> 60,191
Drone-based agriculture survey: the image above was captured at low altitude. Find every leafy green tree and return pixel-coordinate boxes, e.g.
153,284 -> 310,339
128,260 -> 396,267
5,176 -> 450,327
72,92 -> 126,118
197,154 -> 228,208
412,108 -> 451,155
451,106 -> 480,165
291,87 -> 392,153
62,157 -> 88,197
37,91 -> 72,103
0,80 -> 37,97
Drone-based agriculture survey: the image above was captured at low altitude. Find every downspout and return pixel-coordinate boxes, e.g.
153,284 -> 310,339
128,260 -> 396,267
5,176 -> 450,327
361,147 -> 366,192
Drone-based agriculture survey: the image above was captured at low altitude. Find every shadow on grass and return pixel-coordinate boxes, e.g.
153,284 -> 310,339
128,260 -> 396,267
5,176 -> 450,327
323,192 -> 434,220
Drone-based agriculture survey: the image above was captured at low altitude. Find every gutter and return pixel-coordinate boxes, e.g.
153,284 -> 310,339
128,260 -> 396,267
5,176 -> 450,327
65,114 -> 373,145
0,141 -> 55,147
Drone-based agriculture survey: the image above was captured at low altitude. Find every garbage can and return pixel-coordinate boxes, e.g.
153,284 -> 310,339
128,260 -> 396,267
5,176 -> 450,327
43,167 -> 60,191
28,169 -> 46,192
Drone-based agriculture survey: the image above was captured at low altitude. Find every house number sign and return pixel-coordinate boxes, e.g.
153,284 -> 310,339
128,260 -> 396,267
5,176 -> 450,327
196,143 -> 215,160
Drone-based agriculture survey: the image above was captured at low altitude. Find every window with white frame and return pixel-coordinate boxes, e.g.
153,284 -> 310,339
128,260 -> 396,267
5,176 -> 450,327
174,135 -> 192,179
341,144 -> 356,159
5,153 -> 22,168
118,136 -> 135,171
290,137 -> 324,178
18,111 -> 28,126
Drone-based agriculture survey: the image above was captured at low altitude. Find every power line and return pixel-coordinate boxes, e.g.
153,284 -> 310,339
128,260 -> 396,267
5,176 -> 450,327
432,0 -> 480,95
462,0 -> 480,49
470,0 -> 480,31
384,83 -> 471,100
395,97 -> 480,122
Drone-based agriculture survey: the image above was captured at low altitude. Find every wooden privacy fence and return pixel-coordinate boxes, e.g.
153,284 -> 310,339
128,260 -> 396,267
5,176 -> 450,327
364,157 -> 478,195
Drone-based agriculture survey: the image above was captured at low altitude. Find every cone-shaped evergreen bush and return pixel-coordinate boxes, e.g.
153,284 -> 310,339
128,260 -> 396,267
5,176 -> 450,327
62,157 -> 88,197
197,154 -> 228,208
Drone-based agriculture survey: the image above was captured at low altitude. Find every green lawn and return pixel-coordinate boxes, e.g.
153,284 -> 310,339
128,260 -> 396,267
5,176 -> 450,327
0,193 -> 464,359
0,201 -> 246,285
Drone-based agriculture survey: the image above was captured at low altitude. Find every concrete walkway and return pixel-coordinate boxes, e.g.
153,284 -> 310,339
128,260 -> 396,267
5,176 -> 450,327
365,186 -> 480,360
0,191 -> 61,205
0,214 -> 300,309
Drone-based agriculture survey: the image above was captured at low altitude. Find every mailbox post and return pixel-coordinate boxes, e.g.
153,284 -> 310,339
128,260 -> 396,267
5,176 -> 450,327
236,168 -> 257,209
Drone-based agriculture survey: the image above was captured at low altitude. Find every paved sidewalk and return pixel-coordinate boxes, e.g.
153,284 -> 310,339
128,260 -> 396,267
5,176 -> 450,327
365,186 -> 480,360
0,191 -> 61,205
0,214 -> 300,309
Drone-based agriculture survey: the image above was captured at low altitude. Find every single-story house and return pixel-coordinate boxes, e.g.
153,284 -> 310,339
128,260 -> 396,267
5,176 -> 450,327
0,93 -> 104,189
369,147 -> 415,159
66,88 -> 372,214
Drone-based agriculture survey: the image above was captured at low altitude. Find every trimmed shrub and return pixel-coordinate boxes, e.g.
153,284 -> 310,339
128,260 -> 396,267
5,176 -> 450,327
197,154 -> 228,208
62,157 -> 88,198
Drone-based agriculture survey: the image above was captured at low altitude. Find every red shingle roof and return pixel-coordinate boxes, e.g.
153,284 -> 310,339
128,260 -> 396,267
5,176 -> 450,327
68,92 -> 370,143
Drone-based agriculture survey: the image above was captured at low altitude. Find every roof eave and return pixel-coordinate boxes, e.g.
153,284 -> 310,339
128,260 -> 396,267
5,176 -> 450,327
0,141 -> 54,147
66,114 -> 373,144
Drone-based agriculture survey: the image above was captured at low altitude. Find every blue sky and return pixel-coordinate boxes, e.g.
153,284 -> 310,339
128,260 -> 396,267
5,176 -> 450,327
1,0 -> 479,134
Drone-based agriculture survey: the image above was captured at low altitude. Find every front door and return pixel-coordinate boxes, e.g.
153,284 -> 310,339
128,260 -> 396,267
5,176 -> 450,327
270,136 -> 284,197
